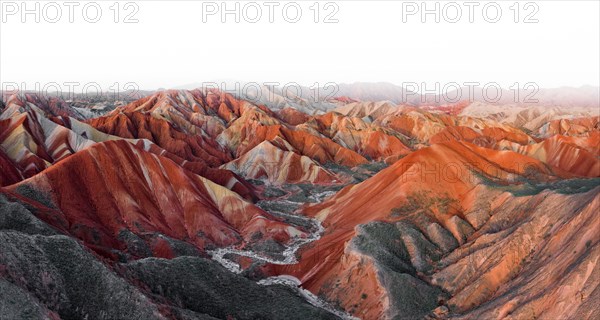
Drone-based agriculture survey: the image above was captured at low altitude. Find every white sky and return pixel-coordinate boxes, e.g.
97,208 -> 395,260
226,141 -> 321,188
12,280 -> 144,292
1,0 -> 599,91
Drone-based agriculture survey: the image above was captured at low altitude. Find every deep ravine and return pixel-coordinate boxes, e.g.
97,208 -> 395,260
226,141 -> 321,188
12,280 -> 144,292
209,195 -> 360,320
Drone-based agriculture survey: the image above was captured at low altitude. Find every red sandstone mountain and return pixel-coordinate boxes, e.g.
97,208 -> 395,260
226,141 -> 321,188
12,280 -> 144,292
8,139 -> 304,259
0,100 -> 101,178
1,88 -> 599,320
276,140 -> 598,319
221,140 -> 339,184
0,149 -> 22,186
0,93 -> 257,199
87,89 -> 416,182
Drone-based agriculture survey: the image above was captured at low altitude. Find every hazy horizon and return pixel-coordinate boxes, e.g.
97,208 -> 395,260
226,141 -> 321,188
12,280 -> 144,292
2,80 -> 599,94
